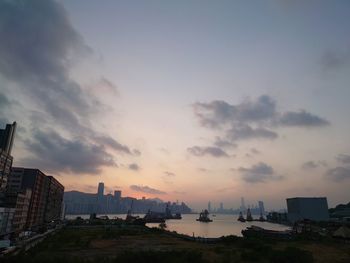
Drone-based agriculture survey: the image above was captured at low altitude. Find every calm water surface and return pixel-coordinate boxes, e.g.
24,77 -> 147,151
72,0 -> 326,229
66,213 -> 290,238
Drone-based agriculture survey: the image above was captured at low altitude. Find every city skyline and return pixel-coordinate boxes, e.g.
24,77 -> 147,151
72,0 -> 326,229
1,0 -> 350,210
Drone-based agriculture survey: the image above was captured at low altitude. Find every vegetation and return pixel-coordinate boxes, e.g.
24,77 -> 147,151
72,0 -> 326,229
2,226 -> 349,263
329,202 -> 350,214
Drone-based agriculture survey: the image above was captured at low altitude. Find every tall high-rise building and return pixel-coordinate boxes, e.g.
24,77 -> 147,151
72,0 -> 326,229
98,182 -> 104,197
114,190 -> 121,200
258,201 -> 265,214
219,202 -> 224,211
208,201 -> 211,212
0,121 -> 16,155
0,122 -> 17,236
0,122 -> 16,192
240,197 -> 246,211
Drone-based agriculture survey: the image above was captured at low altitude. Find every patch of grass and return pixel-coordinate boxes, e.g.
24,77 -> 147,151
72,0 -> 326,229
3,250 -> 207,263
115,250 -> 206,263
269,247 -> 313,263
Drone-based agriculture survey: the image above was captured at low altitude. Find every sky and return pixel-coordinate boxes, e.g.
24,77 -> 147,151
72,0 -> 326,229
1,0 -> 350,211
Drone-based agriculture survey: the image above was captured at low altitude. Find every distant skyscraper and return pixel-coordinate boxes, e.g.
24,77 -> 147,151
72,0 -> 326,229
220,202 -> 224,211
97,182 -> 104,197
258,201 -> 265,214
208,201 -> 211,212
114,190 -> 121,200
240,197 -> 246,210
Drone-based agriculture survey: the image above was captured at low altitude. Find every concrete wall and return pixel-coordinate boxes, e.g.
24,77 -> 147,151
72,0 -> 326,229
287,197 -> 329,223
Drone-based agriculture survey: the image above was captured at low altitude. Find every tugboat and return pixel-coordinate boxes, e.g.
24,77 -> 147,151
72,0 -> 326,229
237,211 -> 246,222
259,212 -> 266,222
165,204 -> 182,219
143,209 -> 166,223
125,201 -> 146,225
246,208 -> 253,222
196,209 -> 213,222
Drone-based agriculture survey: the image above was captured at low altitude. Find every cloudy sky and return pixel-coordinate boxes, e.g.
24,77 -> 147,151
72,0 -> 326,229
1,0 -> 350,210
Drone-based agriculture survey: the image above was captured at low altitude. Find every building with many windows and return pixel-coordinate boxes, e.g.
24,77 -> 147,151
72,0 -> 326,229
9,168 -> 64,230
44,176 -> 64,223
4,190 -> 32,234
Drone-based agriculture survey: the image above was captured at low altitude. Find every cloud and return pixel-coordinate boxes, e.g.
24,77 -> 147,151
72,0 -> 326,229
187,146 -> 229,158
301,160 -> 327,170
130,185 -> 167,195
0,0 -> 92,126
93,135 -> 133,154
250,148 -> 261,154
193,95 -> 276,129
238,162 -> 284,183
214,137 -> 237,148
325,167 -> 350,182
128,163 -> 140,171
227,125 -> 278,141
0,93 -> 10,109
278,110 -> 330,127
321,49 -> 350,71
163,171 -> 176,177
159,148 -> 170,154
21,129 -> 116,174
132,149 -> 141,156
162,171 -> 176,184
0,0 -> 139,173
192,95 -> 329,146
336,154 -> 350,164
96,77 -> 119,95
198,168 -> 209,172
301,161 -> 318,170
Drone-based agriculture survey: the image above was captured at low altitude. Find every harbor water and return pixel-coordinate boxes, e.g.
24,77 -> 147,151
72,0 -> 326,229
66,213 -> 290,238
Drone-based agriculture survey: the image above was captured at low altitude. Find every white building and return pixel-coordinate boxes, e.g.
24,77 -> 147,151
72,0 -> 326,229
287,197 -> 329,223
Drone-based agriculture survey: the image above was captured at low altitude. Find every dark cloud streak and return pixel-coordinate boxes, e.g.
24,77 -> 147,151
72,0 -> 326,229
128,163 -> 140,171
187,146 -> 229,158
336,154 -> 350,164
130,185 -> 167,195
238,162 -> 284,183
325,167 -> 350,182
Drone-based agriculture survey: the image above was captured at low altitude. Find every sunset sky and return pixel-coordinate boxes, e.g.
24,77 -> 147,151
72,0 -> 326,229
1,0 -> 350,210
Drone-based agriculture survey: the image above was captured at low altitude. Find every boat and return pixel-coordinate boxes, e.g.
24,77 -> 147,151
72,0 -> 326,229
238,211 -> 246,222
242,225 -> 292,239
246,208 -> 253,221
125,201 -> 146,225
171,213 -> 182,219
259,212 -> 266,222
196,209 -> 213,222
165,204 -> 182,219
143,210 -> 166,223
